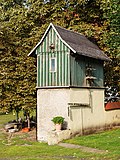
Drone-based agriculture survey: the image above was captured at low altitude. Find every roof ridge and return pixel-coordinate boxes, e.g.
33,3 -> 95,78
28,23 -> 110,61
54,24 -> 83,36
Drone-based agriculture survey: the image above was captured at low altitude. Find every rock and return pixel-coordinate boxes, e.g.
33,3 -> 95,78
47,130 -> 72,145
4,123 -> 16,131
4,122 -> 22,131
9,128 -> 18,133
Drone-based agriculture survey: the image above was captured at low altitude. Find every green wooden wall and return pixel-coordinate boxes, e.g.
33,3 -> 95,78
70,56 -> 103,87
36,27 -> 70,87
36,26 -> 104,87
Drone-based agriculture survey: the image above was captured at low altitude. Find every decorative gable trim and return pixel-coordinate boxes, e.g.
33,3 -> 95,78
52,24 -> 76,54
28,23 -> 76,57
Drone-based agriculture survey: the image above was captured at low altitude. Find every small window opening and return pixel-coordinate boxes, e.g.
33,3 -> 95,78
85,64 -> 96,86
50,58 -> 56,72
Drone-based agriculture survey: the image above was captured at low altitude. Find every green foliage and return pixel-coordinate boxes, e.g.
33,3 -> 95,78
0,0 -> 119,114
101,0 -> 120,89
0,0 -> 36,114
51,116 -> 64,124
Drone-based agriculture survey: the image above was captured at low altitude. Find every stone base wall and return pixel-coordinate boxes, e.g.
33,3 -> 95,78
37,87 -> 120,142
37,88 -> 70,141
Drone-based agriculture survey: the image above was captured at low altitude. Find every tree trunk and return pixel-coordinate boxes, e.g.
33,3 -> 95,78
27,115 -> 30,129
16,111 -> 19,122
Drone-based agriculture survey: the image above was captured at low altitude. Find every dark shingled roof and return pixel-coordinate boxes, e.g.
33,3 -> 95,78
54,25 -> 110,61
28,23 -> 110,61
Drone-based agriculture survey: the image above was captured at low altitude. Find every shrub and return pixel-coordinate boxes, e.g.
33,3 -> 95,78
51,116 -> 64,124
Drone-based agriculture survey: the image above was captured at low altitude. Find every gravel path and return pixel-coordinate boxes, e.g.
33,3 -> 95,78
58,143 -> 107,154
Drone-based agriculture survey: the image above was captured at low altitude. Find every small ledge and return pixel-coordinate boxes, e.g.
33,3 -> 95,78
47,130 -> 72,145
86,76 -> 97,80
36,86 -> 105,89
68,103 -> 90,108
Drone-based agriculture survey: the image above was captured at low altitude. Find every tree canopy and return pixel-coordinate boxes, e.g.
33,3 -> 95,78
0,0 -> 119,113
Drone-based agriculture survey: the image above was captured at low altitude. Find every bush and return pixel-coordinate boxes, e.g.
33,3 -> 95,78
51,116 -> 64,124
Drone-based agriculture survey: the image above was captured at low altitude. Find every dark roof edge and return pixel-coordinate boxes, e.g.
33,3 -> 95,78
28,23 -> 111,61
28,23 -> 76,57
77,52 -> 111,61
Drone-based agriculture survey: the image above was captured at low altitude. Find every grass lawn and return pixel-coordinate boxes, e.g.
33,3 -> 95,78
0,113 -> 120,160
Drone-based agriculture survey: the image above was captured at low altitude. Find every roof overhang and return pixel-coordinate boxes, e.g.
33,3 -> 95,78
28,23 -> 76,57
28,23 -> 111,62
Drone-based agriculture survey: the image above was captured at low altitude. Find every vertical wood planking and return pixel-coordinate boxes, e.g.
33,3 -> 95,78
58,36 -> 62,86
37,50 -> 40,87
49,52 -> 51,85
54,29 -> 57,86
65,48 -> 69,86
68,51 -> 70,86
61,40 -> 64,86
45,38 -> 48,86
37,27 -> 71,87
39,43 -> 42,86
43,38 -> 46,86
